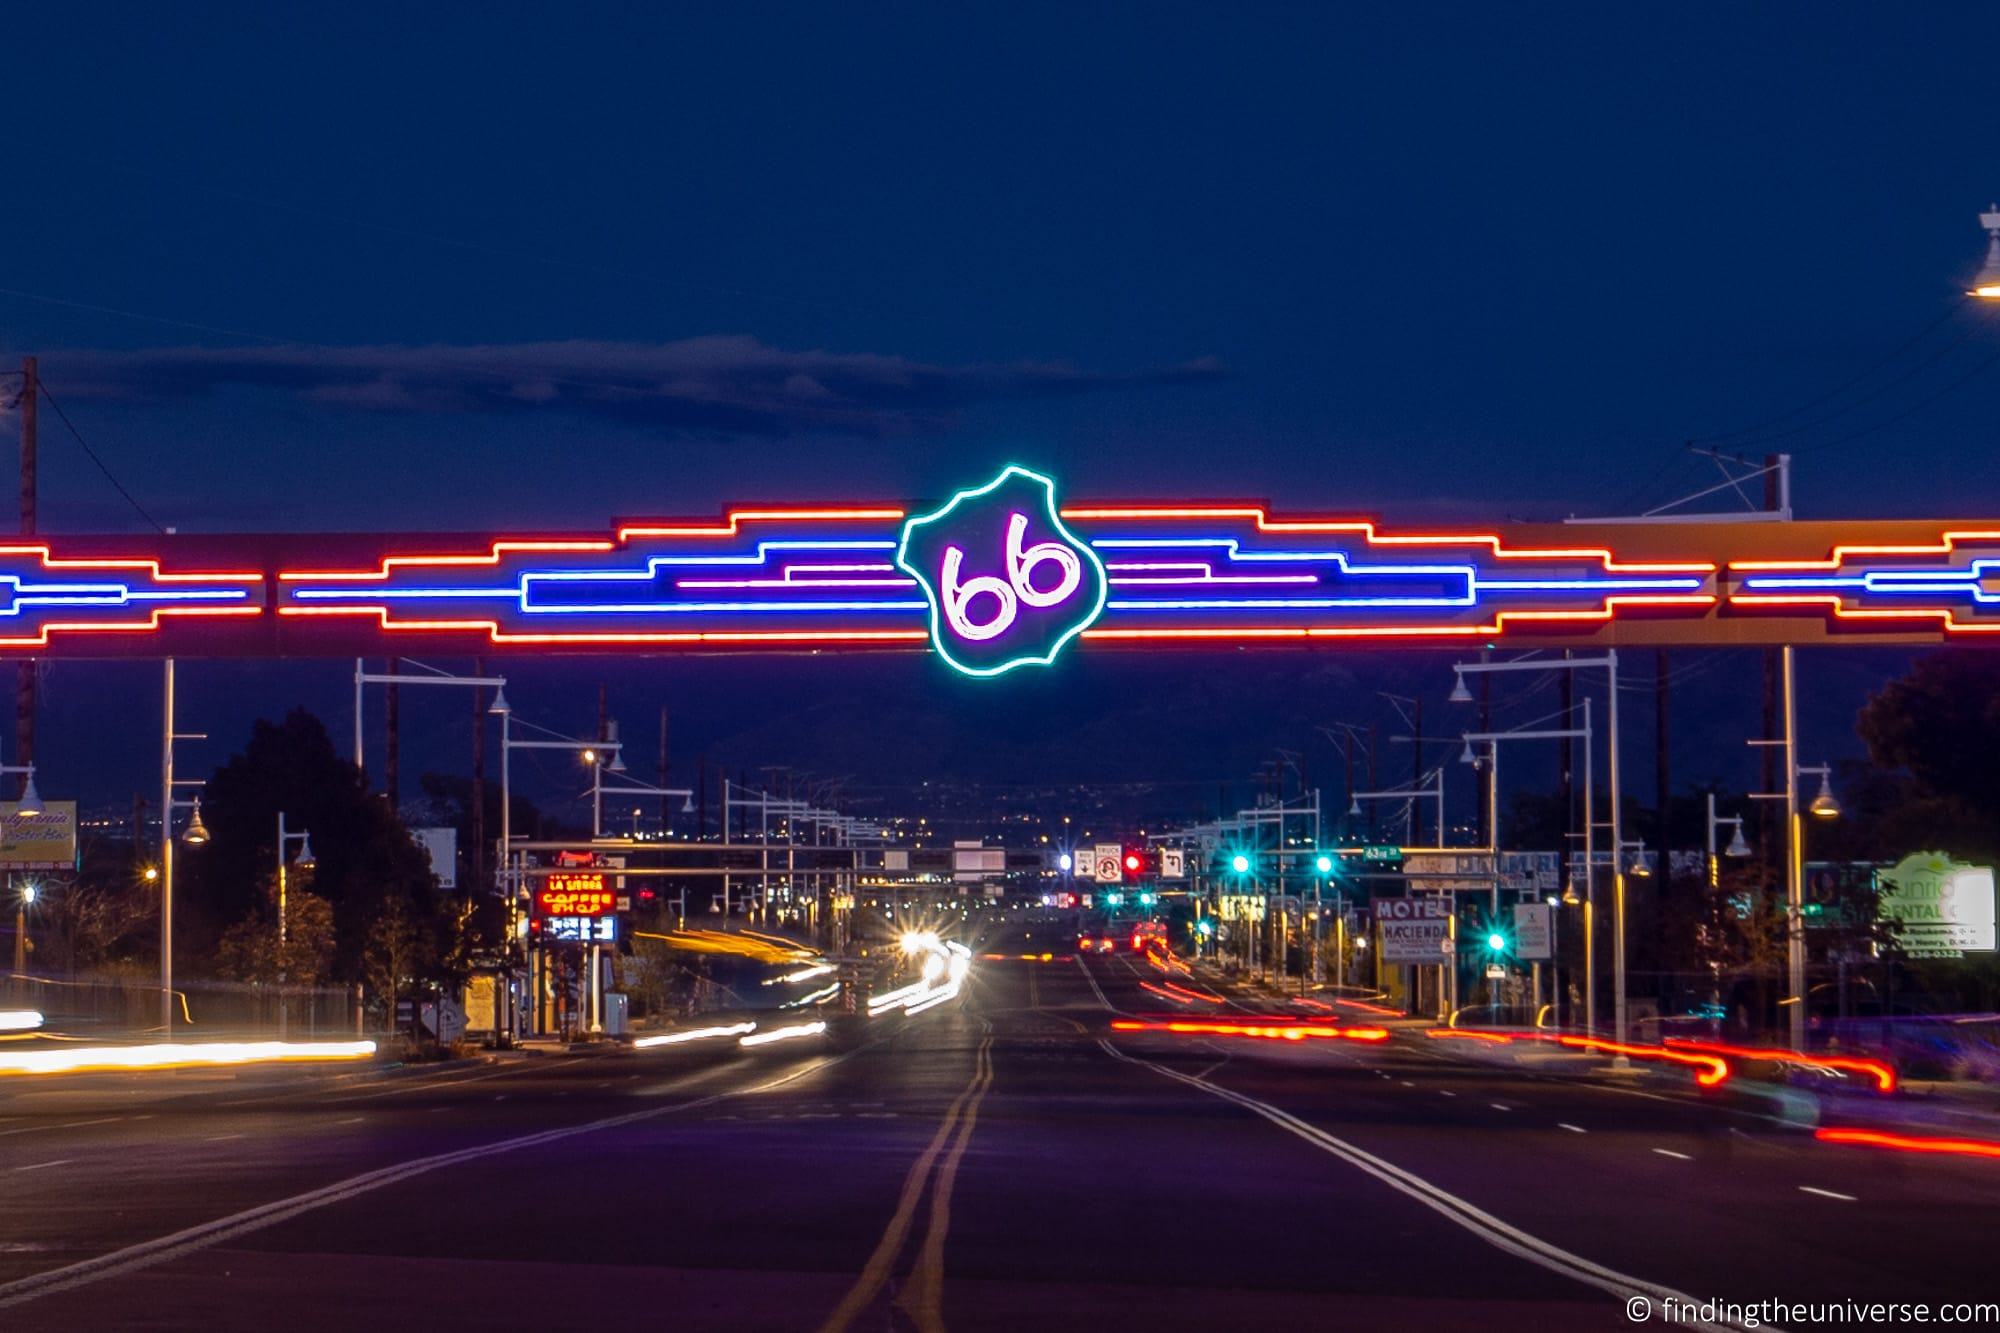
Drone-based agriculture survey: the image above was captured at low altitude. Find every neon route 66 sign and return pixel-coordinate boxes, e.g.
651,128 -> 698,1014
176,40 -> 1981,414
895,465 -> 1108,678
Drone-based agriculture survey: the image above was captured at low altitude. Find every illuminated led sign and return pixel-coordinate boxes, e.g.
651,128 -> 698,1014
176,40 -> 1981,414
536,872 -> 615,917
895,465 -> 1107,677
544,915 -> 618,943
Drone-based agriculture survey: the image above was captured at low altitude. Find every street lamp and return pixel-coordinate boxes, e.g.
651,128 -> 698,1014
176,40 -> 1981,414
1973,204 -> 2000,298
1455,653 -> 1628,1046
1705,794 -> 1751,882
1749,640 -> 1841,1050
1461,708 -> 1598,1032
12,882 -> 36,974
0,766 -> 45,818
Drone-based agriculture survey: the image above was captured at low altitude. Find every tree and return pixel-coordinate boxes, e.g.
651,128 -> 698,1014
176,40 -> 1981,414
216,883 -> 337,988
1857,649 -> 2000,860
181,708 -> 450,990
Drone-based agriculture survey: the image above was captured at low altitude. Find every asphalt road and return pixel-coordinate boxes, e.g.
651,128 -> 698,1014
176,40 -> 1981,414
1,953 -> 1995,1332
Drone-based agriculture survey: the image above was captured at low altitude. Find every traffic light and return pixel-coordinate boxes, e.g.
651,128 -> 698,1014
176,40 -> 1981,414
1314,853 -> 1335,876
1123,848 -> 1144,876
1137,891 -> 1156,907
1230,853 -> 1251,875
1104,891 -> 1124,908
1485,931 -> 1507,953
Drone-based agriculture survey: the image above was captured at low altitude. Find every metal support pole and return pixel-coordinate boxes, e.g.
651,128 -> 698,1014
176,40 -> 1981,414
1608,649 -> 1628,1051
161,658 -> 175,1036
1583,697 -> 1595,1035
1783,644 -> 1806,1049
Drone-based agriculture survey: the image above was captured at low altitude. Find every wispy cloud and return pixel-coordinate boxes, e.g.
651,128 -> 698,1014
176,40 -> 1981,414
47,337 -> 1224,437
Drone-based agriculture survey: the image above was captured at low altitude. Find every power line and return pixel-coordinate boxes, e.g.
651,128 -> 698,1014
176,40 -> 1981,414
1720,303 -> 1997,452
33,382 -> 167,534
1687,300 -> 1972,446
1793,343 -> 2000,456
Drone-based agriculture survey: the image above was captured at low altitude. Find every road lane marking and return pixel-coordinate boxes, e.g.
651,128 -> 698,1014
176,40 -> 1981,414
13,1160 -> 72,1172
1651,1149 -> 1692,1161
1558,1123 -> 1587,1134
898,1023 -> 997,1333
820,1026 -> 994,1333
0,1055 -> 843,1311
204,1134 -> 244,1142
335,1117 -> 364,1125
1439,1090 -> 1457,1098
1799,1186 -> 1857,1202
1098,1039 -> 1733,1333
1489,1103 -> 1511,1112
1399,1080 -> 1415,1087
0,1116 -> 121,1139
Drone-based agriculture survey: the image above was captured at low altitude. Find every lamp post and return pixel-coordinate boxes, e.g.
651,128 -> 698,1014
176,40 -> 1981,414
1750,654 -> 1840,1052
501,713 -> 623,1037
161,659 -> 211,1036
12,882 -> 34,974
1347,769 -> 1446,848
1459,705 -> 1595,1025
1454,653 -> 1627,1045
276,814 -> 314,1038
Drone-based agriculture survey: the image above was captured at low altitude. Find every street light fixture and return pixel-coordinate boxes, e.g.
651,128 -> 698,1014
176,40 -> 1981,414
1805,765 -> 1840,820
182,801 -> 210,846
1449,670 -> 1473,705
1973,204 -> 2000,298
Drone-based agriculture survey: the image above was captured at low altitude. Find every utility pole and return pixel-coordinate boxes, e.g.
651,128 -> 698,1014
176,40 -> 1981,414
1655,648 -> 1671,891
384,661 -> 400,812
668,704 -> 684,832
1758,455 -> 1787,885
15,356 -> 34,801
1411,698 -> 1424,844
471,658 -> 488,893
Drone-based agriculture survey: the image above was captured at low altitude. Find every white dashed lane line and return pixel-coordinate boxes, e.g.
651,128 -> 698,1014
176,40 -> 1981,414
1800,1186 -> 1857,1202
1558,1123 -> 1587,1134
12,1159 -> 71,1173
1652,1148 -> 1692,1161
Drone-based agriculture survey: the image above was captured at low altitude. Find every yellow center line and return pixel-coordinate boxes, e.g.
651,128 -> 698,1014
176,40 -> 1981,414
818,1024 -> 994,1333
897,1034 -> 996,1332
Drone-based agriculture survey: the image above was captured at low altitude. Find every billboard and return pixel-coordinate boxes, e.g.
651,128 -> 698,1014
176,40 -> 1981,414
1877,852 -> 1997,959
0,801 -> 77,870
535,872 -> 616,917
413,827 -> 457,889
1378,895 -> 1451,963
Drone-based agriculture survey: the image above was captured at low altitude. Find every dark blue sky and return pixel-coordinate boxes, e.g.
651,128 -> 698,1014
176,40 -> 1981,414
0,5 -> 1992,818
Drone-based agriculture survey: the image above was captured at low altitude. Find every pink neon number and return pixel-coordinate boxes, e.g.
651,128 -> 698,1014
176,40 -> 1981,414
939,514 -> 1083,643
1007,512 -> 1081,608
941,547 -> 1018,641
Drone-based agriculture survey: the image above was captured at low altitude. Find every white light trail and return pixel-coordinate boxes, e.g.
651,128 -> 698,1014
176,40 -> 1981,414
0,1040 -> 375,1077
633,1022 -> 757,1048
0,1011 -> 43,1032
739,1020 -> 826,1048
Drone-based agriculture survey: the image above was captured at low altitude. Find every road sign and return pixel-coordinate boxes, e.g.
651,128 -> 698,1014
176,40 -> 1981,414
1378,895 -> 1450,962
1160,847 -> 1185,879
1484,964 -> 1505,980
1093,842 -> 1123,884
1360,845 -> 1403,864
1512,903 -> 1553,960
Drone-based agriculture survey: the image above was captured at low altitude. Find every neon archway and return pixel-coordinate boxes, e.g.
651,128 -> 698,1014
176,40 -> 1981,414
3,465 -> 1995,669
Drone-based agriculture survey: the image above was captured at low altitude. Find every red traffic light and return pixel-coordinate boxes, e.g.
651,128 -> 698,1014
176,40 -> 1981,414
1124,852 -> 1142,872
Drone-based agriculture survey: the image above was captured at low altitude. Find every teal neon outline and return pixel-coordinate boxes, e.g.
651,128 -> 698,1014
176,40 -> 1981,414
895,464 -> 1108,679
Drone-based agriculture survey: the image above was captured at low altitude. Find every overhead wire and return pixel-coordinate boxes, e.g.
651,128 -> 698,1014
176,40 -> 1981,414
33,381 -> 168,534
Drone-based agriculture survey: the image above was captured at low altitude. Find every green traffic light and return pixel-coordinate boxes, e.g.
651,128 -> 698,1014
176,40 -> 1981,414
1231,854 -> 1250,874
1486,932 -> 1507,952
1315,854 -> 1334,875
